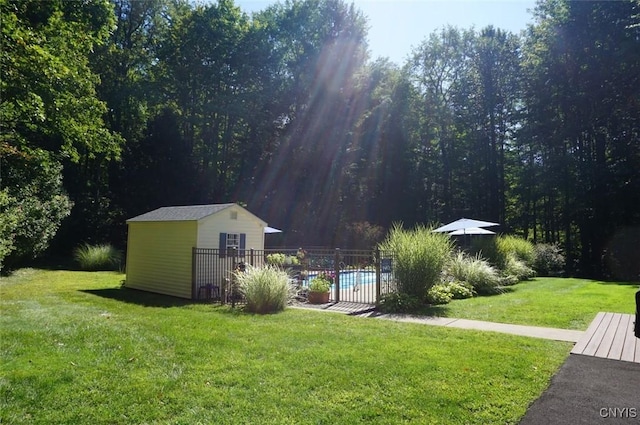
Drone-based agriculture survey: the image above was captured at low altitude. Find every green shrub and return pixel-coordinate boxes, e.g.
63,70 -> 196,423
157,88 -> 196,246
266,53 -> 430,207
377,292 -> 422,313
446,280 -> 474,299
2,148 -> 72,269
0,189 -> 19,269
445,252 -> 501,295
533,243 -> 565,276
235,265 -> 293,314
266,253 -> 300,267
73,243 -> 122,271
379,223 -> 453,301
426,284 -> 454,305
266,253 -> 286,266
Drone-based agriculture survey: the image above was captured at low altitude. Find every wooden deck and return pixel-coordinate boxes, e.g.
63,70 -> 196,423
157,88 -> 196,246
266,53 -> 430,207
571,312 -> 639,364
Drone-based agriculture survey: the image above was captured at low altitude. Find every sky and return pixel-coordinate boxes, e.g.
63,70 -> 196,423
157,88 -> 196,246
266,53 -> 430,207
235,0 -> 538,65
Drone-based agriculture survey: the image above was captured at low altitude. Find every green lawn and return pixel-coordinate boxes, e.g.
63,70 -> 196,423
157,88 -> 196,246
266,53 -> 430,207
421,277 -> 638,330
0,269 -> 576,424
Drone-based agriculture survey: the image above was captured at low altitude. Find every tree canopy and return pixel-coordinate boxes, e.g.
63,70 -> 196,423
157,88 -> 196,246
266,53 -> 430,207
1,0 -> 638,279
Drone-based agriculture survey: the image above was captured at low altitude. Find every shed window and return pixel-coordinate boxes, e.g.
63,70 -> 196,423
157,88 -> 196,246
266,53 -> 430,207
219,232 -> 246,258
226,233 -> 240,250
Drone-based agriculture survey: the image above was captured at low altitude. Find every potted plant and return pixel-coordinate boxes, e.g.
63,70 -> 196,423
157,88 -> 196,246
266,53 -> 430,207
307,272 -> 331,304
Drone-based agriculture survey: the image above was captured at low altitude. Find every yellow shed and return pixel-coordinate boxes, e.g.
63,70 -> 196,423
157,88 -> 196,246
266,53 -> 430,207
125,203 -> 267,299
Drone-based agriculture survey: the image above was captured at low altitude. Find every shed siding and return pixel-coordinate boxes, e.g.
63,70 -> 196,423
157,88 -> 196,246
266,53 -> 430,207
197,205 -> 265,250
193,207 -> 264,292
126,221 -> 197,298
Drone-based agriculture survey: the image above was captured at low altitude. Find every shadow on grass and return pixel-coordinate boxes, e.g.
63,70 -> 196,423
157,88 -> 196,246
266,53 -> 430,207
416,304 -> 451,317
596,280 -> 639,287
81,287 -> 198,308
408,287 -> 517,318
2,256 -> 123,275
471,286 -> 517,296
81,287 -> 251,312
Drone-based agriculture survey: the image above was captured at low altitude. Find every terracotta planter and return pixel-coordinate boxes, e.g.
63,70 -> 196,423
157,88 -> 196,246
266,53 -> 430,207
307,291 -> 330,304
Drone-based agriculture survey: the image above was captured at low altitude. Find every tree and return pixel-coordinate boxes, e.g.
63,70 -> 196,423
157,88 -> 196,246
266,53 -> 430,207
245,0 -> 369,246
1,0 -> 121,161
408,27 -> 471,221
457,27 -> 522,226
0,145 -> 72,269
0,0 -> 121,263
338,59 -> 417,229
521,0 -> 640,276
93,0 -> 191,239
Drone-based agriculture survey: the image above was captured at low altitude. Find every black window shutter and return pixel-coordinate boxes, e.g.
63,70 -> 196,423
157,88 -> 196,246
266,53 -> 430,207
239,233 -> 246,257
219,233 -> 227,258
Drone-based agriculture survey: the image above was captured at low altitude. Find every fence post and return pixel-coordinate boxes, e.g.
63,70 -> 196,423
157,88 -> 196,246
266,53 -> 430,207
375,247 -> 381,304
334,248 -> 340,303
250,248 -> 255,266
231,247 -> 238,308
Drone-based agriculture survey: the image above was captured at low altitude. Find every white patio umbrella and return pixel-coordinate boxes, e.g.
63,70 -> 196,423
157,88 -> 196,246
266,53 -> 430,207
264,226 -> 283,234
449,227 -> 496,235
433,218 -> 499,233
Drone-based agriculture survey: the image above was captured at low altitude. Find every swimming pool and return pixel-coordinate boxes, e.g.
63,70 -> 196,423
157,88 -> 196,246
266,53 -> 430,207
308,270 -> 377,289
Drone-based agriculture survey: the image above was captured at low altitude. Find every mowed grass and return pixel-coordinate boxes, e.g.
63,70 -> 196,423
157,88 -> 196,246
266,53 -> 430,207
422,277 -> 639,330
0,269 -> 572,424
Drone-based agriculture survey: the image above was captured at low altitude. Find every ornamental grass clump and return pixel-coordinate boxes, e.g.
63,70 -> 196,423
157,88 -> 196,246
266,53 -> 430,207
504,254 -> 536,281
73,243 -> 122,271
235,265 -> 293,314
497,235 -> 536,268
472,235 -> 536,274
445,252 -> 501,295
379,223 -> 453,301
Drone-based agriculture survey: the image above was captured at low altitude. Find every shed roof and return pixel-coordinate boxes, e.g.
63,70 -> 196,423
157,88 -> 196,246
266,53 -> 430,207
127,203 -> 262,223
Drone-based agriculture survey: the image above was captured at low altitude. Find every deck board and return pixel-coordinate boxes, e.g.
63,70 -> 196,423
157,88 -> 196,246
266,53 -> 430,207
608,314 -> 630,360
621,316 -> 637,363
572,312 -> 639,364
583,312 -> 613,356
571,312 -> 604,354
595,313 -> 621,358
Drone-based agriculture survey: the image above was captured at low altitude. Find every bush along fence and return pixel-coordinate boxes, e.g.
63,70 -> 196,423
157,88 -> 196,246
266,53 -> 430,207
192,247 -> 397,305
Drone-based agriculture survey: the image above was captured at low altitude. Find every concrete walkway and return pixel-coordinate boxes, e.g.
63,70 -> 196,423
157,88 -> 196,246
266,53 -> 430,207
374,313 -> 584,342
292,303 -> 584,342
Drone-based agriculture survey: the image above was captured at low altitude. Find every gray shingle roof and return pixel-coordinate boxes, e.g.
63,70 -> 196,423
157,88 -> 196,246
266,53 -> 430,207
127,203 -> 236,222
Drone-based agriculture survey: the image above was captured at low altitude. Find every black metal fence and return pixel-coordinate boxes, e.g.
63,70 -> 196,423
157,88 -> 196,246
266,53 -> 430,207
192,247 -> 397,305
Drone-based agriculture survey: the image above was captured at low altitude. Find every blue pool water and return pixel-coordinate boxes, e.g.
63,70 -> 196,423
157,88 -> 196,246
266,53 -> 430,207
308,270 -> 377,289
